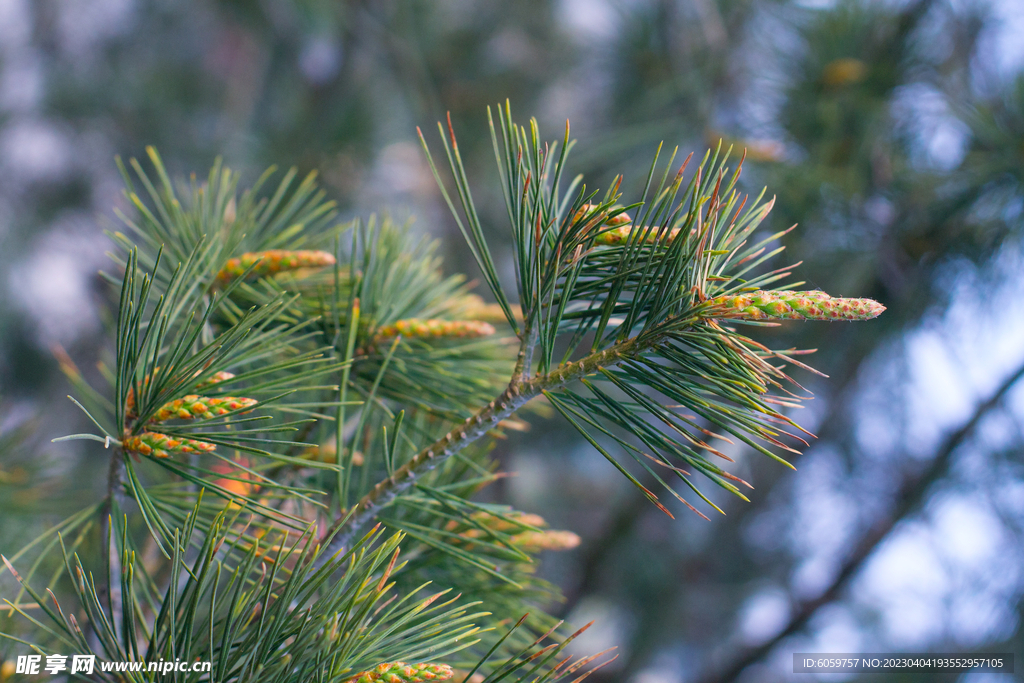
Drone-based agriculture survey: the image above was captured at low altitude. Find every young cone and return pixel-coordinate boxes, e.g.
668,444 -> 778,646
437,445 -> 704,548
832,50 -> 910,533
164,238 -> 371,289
216,249 -> 336,282
452,511 -> 579,551
152,395 -> 257,422
575,204 -> 688,246
467,510 -> 547,532
123,431 -> 217,459
512,530 -> 582,552
126,370 -> 236,417
708,290 -> 885,321
573,203 -> 632,227
593,224 -> 685,246
344,662 -> 454,683
374,319 -> 496,341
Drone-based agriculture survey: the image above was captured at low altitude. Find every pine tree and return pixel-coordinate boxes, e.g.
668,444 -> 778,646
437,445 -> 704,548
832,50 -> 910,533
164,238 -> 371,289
0,105 -> 883,681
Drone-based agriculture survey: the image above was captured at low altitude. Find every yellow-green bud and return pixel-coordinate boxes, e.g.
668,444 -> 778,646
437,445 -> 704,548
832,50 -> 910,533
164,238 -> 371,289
512,529 -> 582,552
216,249 -> 336,282
454,511 -> 579,551
344,662 -> 454,683
574,202 -> 633,228
592,224 -> 685,246
152,395 -> 257,422
709,290 -> 885,321
465,510 -> 547,532
124,431 -> 217,459
573,204 -> 690,246
574,203 -> 694,246
126,370 -> 236,417
374,319 -> 496,341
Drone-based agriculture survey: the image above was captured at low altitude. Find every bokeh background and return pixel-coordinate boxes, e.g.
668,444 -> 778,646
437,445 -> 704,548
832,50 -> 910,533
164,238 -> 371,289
2,0 -> 1024,681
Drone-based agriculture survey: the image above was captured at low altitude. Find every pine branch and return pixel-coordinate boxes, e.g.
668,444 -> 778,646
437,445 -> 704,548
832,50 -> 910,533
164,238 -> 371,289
321,338 -> 641,557
8,117 -> 893,680
324,106 -> 886,557
6,148 -> 624,681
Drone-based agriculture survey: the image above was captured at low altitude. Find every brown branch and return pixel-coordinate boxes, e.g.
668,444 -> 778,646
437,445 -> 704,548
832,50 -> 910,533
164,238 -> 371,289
510,322 -> 537,385
318,339 -> 641,561
697,359 -> 1024,683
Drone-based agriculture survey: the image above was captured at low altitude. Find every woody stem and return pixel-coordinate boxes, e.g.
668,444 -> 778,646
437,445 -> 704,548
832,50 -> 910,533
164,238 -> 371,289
318,338 -> 640,561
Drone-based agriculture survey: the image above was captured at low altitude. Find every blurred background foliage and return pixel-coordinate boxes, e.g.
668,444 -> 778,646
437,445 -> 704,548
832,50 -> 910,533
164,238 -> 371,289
1,0 -> 1023,681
